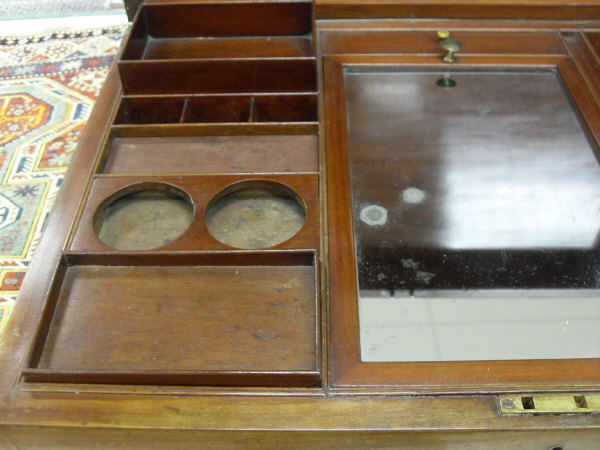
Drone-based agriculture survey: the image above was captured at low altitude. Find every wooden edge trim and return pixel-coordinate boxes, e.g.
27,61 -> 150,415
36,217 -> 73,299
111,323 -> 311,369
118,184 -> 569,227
560,32 -> 600,107
315,1 -> 600,20
321,54 -> 567,65
62,250 -> 317,267
316,19 -> 600,32
322,56 -> 363,386
557,58 -> 600,154
21,369 -> 322,388
110,123 -> 319,137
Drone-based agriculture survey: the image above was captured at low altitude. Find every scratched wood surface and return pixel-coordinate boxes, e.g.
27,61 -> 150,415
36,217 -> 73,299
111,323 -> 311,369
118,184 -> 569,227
36,264 -> 317,372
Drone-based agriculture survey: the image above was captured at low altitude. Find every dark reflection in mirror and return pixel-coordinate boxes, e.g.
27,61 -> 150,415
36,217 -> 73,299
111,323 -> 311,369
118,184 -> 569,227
345,69 -> 600,292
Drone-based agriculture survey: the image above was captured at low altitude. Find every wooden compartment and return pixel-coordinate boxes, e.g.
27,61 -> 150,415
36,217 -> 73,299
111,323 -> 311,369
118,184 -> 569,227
137,36 -> 314,60
114,96 -> 186,124
114,94 -> 318,125
70,174 -> 319,252
121,1 -> 313,61
118,1 -> 316,95
252,95 -> 318,122
100,132 -> 319,175
23,252 -> 320,386
119,59 -> 317,95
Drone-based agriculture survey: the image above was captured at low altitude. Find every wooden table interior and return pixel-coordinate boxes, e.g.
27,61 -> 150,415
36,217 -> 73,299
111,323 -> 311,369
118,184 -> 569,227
1,0 -> 600,447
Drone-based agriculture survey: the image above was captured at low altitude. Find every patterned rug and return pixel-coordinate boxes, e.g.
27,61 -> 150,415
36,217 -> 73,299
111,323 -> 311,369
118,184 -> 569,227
0,24 -> 127,337
0,1 -> 123,20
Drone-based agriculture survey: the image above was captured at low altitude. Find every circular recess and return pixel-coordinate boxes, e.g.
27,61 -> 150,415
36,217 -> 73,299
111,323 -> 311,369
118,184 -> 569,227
94,182 -> 194,251
205,180 -> 306,249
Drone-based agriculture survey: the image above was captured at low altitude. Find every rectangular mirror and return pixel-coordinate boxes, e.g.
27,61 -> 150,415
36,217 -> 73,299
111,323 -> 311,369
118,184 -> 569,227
344,68 -> 600,361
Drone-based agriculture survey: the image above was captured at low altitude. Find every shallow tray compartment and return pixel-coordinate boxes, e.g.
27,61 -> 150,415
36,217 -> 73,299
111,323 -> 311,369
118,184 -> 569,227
24,252 -> 320,386
100,132 -> 319,175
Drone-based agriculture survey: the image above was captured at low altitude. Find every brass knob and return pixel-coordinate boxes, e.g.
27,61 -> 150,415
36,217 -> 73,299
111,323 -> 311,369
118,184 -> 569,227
437,30 -> 461,64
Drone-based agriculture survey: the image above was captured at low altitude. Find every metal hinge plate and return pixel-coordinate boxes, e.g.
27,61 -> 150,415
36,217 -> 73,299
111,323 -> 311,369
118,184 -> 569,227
499,393 -> 600,415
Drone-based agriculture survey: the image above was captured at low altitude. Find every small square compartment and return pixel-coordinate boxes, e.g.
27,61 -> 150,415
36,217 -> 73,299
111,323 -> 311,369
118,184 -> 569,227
252,95 -> 318,122
24,252 -> 320,387
114,97 -> 186,124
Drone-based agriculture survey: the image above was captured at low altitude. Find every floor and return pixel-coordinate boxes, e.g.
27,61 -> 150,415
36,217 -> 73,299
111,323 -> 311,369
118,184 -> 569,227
0,1 -> 127,36
0,0 -> 124,21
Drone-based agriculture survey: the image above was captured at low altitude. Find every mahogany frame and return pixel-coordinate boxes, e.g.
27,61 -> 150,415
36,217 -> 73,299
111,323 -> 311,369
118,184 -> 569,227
322,25 -> 600,391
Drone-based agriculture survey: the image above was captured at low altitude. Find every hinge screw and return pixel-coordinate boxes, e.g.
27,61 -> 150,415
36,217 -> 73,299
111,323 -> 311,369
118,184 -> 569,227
501,398 -> 516,409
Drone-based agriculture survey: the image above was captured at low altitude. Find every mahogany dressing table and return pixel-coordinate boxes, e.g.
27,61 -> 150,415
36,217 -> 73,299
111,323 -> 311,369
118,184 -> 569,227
1,0 -> 600,447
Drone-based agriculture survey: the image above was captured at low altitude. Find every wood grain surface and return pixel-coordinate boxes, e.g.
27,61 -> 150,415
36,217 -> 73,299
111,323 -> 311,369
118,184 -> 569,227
1,4 -> 599,446
102,134 -> 319,175
141,36 -> 314,60
26,264 -> 318,385
315,0 -> 600,20
69,174 -> 319,252
3,425 -> 600,449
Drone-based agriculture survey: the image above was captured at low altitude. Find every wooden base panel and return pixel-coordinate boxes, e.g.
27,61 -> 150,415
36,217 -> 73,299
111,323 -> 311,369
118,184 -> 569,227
24,254 -> 320,387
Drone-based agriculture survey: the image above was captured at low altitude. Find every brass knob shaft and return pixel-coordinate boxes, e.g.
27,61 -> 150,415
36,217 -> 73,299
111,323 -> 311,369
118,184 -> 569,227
437,31 -> 461,63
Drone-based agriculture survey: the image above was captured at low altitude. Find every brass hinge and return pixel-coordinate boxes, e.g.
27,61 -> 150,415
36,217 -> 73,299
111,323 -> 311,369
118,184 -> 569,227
499,393 -> 600,415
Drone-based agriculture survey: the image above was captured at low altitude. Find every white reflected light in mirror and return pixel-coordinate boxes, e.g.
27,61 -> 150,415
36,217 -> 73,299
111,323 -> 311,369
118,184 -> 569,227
359,290 -> 600,362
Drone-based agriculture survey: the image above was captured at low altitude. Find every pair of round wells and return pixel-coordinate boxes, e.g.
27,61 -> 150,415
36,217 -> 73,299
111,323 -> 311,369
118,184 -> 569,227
93,180 -> 306,251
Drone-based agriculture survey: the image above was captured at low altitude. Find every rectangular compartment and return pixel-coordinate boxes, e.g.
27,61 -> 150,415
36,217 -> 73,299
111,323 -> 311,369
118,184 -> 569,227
252,95 -> 318,122
114,94 -> 318,125
100,132 -> 319,175
184,96 -> 251,123
184,95 -> 319,123
24,252 -> 320,387
118,59 -> 317,95
122,1 -> 313,61
118,1 -> 316,95
114,97 -> 186,124
138,36 -> 314,60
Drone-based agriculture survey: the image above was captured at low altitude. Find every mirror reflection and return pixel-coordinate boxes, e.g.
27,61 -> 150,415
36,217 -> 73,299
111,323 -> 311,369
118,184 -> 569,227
345,69 -> 600,361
